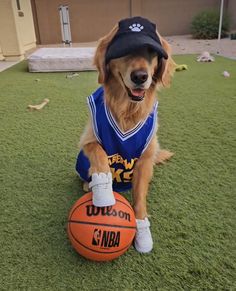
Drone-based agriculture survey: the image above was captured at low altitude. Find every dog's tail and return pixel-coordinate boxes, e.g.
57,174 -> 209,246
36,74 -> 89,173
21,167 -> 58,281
155,150 -> 174,165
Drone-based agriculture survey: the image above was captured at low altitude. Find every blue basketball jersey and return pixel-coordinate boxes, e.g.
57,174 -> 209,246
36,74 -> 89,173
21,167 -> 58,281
76,86 -> 158,192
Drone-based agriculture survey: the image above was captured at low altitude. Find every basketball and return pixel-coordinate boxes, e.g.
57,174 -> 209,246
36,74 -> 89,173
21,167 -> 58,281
67,192 -> 136,261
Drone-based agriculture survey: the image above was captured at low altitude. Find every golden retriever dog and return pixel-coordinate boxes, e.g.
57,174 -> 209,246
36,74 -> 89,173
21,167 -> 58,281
76,17 -> 175,253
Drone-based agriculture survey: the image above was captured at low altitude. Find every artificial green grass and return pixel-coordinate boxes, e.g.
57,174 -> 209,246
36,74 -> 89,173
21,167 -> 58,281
0,55 -> 235,290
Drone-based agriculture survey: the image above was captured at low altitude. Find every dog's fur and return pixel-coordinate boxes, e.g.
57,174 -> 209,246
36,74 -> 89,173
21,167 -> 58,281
79,24 -> 176,219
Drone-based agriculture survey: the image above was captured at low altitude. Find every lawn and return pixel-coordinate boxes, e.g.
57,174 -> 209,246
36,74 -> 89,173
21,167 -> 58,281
0,55 -> 235,290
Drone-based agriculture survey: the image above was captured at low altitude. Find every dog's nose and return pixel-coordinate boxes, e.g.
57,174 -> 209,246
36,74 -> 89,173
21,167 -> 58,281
130,70 -> 148,85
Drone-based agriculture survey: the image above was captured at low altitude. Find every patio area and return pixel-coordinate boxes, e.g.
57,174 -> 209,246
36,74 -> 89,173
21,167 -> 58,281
1,34 -> 235,73
167,35 -> 236,59
33,34 -> 236,58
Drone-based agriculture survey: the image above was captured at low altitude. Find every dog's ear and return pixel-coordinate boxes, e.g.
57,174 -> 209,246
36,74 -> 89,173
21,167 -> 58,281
93,24 -> 118,84
160,37 -> 176,87
154,34 -> 176,88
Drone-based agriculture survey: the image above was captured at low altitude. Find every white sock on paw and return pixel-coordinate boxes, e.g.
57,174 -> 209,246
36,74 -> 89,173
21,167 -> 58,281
89,172 -> 115,207
134,217 -> 153,253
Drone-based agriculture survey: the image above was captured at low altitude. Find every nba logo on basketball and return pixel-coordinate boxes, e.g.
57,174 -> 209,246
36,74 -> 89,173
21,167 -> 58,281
92,228 -> 120,248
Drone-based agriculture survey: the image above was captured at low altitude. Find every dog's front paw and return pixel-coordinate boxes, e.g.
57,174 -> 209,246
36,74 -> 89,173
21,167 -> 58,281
134,217 -> 153,253
89,172 -> 115,207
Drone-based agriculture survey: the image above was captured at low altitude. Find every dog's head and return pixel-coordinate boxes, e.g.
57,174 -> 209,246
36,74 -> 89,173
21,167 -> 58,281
94,17 -> 175,104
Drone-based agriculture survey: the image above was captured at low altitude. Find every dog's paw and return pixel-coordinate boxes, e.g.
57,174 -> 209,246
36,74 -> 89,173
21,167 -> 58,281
89,173 -> 115,207
83,182 -> 89,192
129,23 -> 144,32
134,218 -> 153,253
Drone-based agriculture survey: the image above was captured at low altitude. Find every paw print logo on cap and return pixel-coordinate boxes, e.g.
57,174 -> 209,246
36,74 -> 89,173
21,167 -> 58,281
129,23 -> 144,32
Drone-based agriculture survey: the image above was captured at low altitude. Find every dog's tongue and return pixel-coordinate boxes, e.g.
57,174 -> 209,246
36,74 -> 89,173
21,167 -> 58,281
130,89 -> 145,97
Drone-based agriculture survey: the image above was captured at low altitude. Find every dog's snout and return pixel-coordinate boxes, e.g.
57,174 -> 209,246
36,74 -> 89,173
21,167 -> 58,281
130,70 -> 148,85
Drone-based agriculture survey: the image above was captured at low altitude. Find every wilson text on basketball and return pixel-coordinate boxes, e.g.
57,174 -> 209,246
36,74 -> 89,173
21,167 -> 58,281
86,205 -> 131,222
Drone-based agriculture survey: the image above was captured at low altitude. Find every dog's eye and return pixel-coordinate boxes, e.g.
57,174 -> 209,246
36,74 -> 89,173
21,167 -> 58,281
147,47 -> 157,59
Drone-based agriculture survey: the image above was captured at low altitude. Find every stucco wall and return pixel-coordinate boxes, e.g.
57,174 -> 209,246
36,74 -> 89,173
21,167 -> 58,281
141,0 -> 221,35
0,45 -> 4,60
32,0 -> 236,44
33,0 -> 130,44
227,0 -> 236,30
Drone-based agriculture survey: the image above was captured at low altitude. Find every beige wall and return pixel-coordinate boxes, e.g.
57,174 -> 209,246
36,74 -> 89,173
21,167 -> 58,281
0,0 -> 36,60
16,0 -> 36,50
0,0 -> 23,60
0,45 -> 4,60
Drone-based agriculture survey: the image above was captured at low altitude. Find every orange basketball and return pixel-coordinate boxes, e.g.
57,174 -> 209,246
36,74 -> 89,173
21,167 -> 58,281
67,192 -> 136,261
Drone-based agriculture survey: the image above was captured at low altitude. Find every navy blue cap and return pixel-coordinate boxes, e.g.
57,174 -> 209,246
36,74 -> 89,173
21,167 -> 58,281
105,17 -> 168,64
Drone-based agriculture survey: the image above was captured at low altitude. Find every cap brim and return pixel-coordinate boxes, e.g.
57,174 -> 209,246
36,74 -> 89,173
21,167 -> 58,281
105,33 -> 168,64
